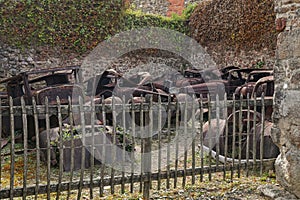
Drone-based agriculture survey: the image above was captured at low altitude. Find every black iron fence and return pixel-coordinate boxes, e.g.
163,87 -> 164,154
0,94 -> 277,199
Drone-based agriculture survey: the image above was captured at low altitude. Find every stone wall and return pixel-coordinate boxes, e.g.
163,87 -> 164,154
130,0 -> 169,15
130,0 -> 202,16
0,43 -> 190,89
0,42 -> 276,85
272,0 -> 300,198
0,43 -> 82,79
207,47 -> 276,69
0,43 -> 35,78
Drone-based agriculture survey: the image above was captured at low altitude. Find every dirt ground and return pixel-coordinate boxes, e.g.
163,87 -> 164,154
95,171 -> 277,199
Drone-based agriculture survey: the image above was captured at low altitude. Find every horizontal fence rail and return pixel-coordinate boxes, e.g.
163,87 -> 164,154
0,94 -> 276,199
0,98 -> 273,116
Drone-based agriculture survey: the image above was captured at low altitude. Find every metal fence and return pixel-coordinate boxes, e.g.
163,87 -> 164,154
0,94 -> 277,199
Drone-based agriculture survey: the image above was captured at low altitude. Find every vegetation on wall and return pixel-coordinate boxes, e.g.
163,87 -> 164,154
181,3 -> 198,20
123,3 -> 197,34
0,0 -> 124,52
189,0 -> 277,52
0,1 -> 196,53
0,0 -> 277,55
123,8 -> 189,35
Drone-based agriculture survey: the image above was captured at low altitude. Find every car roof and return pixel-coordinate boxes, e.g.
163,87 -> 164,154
248,70 -> 273,74
0,66 -> 80,84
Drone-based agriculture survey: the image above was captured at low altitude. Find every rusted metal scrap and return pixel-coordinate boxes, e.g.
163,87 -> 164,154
0,66 -> 83,139
0,66 -> 82,105
201,110 -> 279,161
235,70 -> 273,98
38,125 -> 133,171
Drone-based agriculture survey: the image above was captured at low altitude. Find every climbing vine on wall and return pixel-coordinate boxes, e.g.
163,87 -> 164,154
189,0 -> 277,52
0,0 -> 124,52
123,8 -> 190,34
0,0 -> 196,53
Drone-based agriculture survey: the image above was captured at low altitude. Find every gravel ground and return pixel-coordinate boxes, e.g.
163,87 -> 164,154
95,171 -> 277,200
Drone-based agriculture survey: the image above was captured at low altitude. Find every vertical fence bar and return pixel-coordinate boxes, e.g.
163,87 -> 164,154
100,96 -> 106,197
208,95 -> 212,181
167,96 -> 171,189
121,95 -> 126,194
253,93 -> 257,169
246,94 -> 250,177
67,97 -> 75,200
9,97 -> 15,200
89,97 -> 95,199
149,95 -> 153,190
139,98 -> 144,193
182,95 -> 188,187
90,75 -> 97,198
238,94 -> 243,178
130,96 -> 136,193
45,97 -> 51,200
111,96 -> 117,195
78,96 -> 86,200
260,94 -> 265,176
191,95 -> 196,185
143,95 -> 153,199
157,96 -> 162,190
32,98 -> 40,199
215,94 -> 220,172
174,99 -> 179,188
199,96 -> 204,182
56,97 -> 63,200
21,97 -> 28,200
231,94 -> 236,181
223,93 -> 228,180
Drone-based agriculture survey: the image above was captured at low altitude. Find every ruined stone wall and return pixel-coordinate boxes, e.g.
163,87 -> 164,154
0,43 -> 82,79
272,0 -> 300,198
130,0 -> 202,16
0,44 -> 189,90
0,43 -> 35,78
189,0 -> 277,68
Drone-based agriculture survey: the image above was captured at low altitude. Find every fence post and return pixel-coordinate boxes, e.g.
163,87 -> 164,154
143,95 -> 153,199
9,96 -> 15,200
32,97 -> 40,199
21,97 -> 28,200
143,138 -> 151,199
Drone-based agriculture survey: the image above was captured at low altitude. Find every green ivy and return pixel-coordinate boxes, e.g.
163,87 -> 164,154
122,8 -> 190,35
0,0 -> 124,52
0,1 -> 195,53
182,3 -> 198,19
254,60 -> 265,69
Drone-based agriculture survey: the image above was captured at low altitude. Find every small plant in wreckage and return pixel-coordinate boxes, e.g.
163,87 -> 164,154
254,60 -> 265,69
115,126 -> 134,152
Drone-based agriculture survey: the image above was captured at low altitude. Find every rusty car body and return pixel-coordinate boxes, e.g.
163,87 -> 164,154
202,110 -> 279,160
251,75 -> 274,98
176,68 -> 220,87
220,68 -> 268,96
0,66 -> 84,138
201,74 -> 277,160
175,68 -> 267,101
234,70 -> 273,98
86,69 -> 174,103
0,66 -> 83,105
251,75 -> 274,120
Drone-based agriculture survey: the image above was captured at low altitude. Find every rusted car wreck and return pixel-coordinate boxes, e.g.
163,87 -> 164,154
0,65 -> 277,171
201,74 -> 278,161
0,66 -> 83,139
